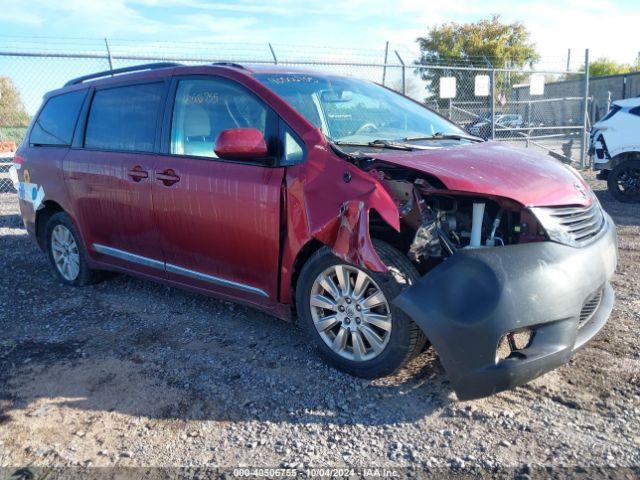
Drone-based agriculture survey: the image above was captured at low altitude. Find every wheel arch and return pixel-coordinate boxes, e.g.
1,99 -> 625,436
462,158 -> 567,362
35,200 -> 65,250
369,208 -> 413,254
289,238 -> 324,316
610,150 -> 640,168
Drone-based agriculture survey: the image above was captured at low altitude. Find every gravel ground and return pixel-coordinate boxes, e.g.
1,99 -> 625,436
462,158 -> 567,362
0,171 -> 639,478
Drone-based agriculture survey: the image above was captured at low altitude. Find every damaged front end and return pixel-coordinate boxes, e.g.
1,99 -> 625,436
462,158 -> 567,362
371,162 -> 545,269
285,140 -> 616,400
361,161 -> 617,400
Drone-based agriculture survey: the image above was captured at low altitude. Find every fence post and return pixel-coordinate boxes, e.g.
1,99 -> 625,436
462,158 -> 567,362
394,50 -> 406,94
526,100 -> 531,148
268,43 -> 278,64
580,48 -> 590,168
104,38 -> 114,72
490,69 -> 496,140
382,41 -> 389,86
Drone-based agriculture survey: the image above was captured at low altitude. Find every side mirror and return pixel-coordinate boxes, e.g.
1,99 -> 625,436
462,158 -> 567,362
214,128 -> 268,159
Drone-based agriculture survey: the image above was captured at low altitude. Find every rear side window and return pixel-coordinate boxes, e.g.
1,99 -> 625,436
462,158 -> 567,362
85,83 -> 163,152
630,106 -> 640,117
30,90 -> 86,146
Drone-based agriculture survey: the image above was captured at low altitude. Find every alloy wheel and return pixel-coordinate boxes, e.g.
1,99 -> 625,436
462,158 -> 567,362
310,265 -> 392,361
51,224 -> 80,281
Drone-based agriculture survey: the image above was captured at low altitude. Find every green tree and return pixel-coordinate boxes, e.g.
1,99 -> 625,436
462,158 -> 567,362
0,77 -> 30,141
415,15 -> 539,103
585,57 -> 638,77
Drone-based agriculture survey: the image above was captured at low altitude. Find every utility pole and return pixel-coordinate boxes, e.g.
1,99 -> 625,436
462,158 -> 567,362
566,48 -> 571,71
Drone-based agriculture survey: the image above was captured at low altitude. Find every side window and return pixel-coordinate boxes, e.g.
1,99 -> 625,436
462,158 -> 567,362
85,83 -> 163,152
30,90 -> 86,146
171,78 -> 268,159
282,126 -> 305,166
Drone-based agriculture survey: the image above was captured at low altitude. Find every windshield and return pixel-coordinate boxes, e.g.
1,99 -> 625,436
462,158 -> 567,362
254,73 -> 465,143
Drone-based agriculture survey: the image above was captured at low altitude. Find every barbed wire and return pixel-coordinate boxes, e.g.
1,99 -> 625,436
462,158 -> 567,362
0,36 -> 581,72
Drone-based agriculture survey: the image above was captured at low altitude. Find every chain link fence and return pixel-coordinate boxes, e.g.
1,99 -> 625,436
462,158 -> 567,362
0,40 -> 589,227
417,66 -> 589,164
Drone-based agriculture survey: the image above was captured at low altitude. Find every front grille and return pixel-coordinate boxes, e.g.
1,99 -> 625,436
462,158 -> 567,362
578,288 -> 603,329
531,201 -> 605,247
550,203 -> 605,243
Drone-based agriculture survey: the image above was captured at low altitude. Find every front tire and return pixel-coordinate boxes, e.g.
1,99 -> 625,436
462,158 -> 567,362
607,159 -> 640,203
296,240 -> 426,379
45,212 -> 102,286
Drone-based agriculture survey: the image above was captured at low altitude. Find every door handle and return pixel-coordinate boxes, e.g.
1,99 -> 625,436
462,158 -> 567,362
156,169 -> 180,186
128,165 -> 148,182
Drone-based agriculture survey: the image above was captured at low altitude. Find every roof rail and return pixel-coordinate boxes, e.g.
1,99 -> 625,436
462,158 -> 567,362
64,62 -> 182,87
211,62 -> 246,69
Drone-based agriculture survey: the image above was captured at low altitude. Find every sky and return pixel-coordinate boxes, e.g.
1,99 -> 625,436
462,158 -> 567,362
1,0 -> 638,67
0,0 -> 638,114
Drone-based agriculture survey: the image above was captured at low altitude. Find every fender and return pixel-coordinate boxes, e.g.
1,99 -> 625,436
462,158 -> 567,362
609,148 -> 640,163
278,130 -> 400,304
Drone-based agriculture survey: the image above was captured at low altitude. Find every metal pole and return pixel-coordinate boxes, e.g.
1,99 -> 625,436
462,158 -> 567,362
104,38 -> 114,72
579,48 -> 590,168
490,69 -> 496,140
566,48 -> 571,71
268,43 -> 278,64
382,41 -> 389,86
394,50 -> 406,94
526,100 -> 531,148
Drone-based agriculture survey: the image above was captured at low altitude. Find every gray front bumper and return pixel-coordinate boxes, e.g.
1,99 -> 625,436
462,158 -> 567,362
394,214 -> 618,400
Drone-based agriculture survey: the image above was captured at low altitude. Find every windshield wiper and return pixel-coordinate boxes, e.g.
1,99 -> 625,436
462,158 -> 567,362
403,133 -> 483,143
334,139 -> 414,151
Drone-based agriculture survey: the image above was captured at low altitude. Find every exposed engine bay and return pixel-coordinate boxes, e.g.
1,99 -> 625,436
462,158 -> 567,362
362,161 -> 546,271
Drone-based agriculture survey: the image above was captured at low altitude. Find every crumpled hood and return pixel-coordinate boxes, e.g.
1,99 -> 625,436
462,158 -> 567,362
372,142 -> 592,207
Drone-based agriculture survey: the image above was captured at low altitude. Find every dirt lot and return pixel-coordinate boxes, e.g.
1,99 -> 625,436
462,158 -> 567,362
0,171 -> 639,478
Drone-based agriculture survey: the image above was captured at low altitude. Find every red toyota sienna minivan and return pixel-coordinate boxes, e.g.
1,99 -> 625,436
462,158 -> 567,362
12,62 -> 618,399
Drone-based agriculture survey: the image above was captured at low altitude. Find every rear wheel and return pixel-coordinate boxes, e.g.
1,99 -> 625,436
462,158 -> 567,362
607,159 -> 640,203
45,212 -> 102,285
296,240 -> 426,378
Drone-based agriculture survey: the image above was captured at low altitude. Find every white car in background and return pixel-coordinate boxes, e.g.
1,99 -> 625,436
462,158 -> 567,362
590,97 -> 640,202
